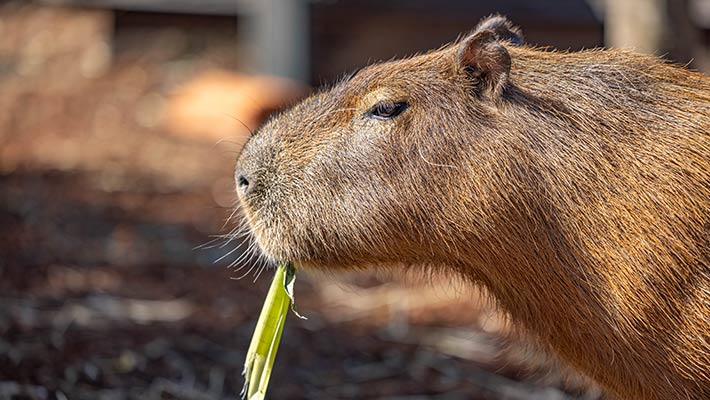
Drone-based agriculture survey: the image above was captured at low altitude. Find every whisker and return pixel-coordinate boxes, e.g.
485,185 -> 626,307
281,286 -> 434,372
232,256 -> 259,280
213,244 -> 242,264
221,113 -> 256,137
252,258 -> 268,282
228,240 -> 256,268
221,206 -> 243,230
193,236 -> 226,250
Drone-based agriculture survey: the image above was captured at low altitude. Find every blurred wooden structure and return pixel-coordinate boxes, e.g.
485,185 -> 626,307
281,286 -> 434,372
40,0 -> 312,82
36,0 -> 602,85
605,0 -> 710,71
36,0 -> 710,82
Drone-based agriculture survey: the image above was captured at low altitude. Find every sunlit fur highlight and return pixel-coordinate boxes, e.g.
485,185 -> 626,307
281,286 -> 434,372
235,16 -> 709,400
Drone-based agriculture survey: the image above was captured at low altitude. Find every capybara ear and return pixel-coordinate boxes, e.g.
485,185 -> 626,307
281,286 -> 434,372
456,29 -> 512,97
473,15 -> 524,45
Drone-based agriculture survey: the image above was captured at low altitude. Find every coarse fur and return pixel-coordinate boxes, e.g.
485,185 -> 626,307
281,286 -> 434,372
235,15 -> 710,400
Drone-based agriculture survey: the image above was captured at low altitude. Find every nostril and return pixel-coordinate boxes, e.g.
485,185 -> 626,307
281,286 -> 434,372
237,174 -> 251,195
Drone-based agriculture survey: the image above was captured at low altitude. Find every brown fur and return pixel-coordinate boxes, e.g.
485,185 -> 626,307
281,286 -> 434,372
235,16 -> 710,400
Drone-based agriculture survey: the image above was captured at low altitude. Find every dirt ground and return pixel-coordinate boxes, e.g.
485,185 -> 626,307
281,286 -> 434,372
0,4 -> 605,400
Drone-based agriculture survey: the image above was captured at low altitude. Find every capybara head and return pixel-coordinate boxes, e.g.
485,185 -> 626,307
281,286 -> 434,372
236,16 -> 527,271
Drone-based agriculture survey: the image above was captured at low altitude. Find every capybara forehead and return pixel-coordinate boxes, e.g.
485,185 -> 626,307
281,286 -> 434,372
266,50 -> 462,140
343,50 -> 453,94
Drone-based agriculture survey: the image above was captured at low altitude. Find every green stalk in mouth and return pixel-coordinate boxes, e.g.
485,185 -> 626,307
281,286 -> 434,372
241,262 -> 299,400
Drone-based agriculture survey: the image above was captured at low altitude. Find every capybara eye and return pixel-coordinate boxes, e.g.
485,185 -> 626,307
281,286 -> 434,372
368,101 -> 408,120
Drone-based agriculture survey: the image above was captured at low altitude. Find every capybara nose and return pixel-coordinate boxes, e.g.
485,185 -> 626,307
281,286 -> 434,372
236,171 -> 253,196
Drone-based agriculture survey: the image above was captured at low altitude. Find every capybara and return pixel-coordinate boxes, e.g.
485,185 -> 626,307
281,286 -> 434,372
235,15 -> 709,400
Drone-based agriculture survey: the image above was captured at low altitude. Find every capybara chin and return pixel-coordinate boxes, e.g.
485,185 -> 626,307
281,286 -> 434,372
235,15 -> 709,400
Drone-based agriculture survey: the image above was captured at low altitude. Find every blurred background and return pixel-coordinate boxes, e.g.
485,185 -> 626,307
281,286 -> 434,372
0,1 -> 707,399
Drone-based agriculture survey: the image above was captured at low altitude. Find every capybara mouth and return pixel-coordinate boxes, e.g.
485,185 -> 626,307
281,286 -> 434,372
237,206 -> 288,262
238,203 -> 358,272
237,201 -> 318,267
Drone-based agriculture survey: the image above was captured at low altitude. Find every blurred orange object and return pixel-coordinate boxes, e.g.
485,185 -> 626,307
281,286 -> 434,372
163,69 -> 308,144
